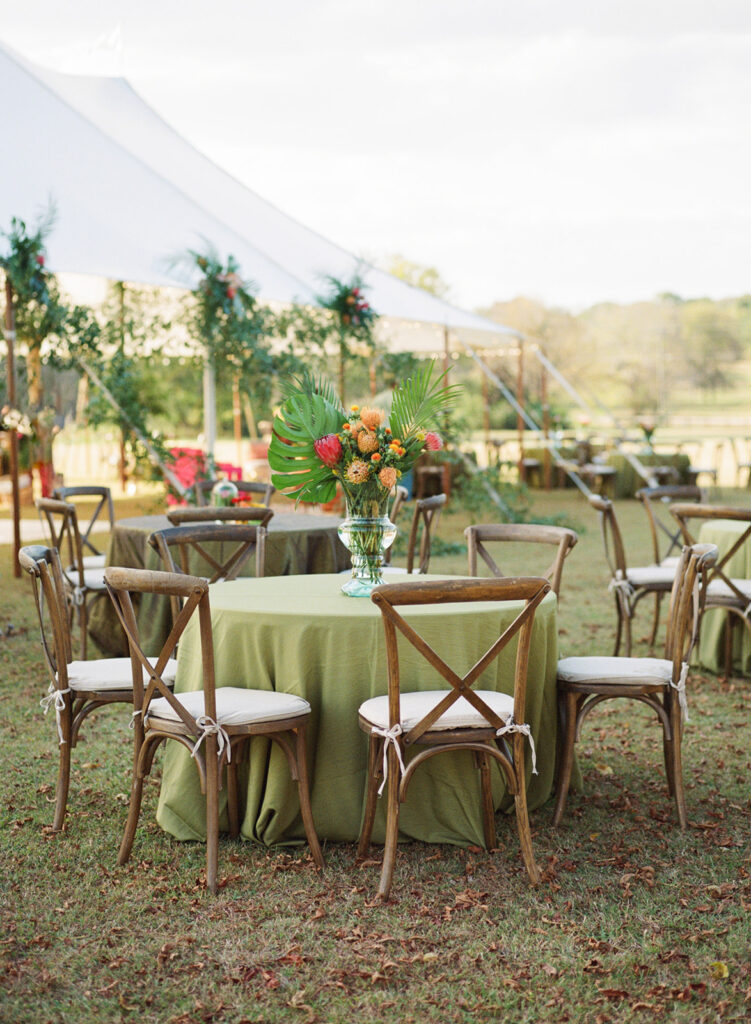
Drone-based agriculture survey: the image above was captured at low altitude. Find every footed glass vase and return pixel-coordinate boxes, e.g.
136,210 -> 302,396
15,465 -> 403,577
338,490 -> 397,597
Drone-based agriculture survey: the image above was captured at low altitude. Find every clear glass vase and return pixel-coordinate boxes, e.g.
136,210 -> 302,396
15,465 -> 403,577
338,490 -> 397,597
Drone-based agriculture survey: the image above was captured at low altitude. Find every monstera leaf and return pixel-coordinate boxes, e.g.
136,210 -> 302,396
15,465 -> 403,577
389,361 -> 462,443
268,372 -> 345,503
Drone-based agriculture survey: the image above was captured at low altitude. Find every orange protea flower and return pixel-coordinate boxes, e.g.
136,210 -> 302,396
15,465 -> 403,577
346,459 -> 370,483
359,406 -> 384,431
357,431 -> 379,454
379,466 -> 397,489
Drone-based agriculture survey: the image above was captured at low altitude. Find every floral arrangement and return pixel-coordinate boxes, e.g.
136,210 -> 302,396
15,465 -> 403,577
320,274 -> 378,333
268,361 -> 460,516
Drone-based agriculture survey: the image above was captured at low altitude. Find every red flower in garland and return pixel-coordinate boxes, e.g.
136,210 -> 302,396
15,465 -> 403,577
36,254 -> 45,267
424,431 -> 443,451
314,433 -> 343,467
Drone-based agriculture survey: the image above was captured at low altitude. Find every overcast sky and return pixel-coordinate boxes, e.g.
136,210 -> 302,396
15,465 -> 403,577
2,0 -> 749,311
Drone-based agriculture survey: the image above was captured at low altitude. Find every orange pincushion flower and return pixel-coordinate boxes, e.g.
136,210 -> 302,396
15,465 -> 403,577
357,431 -> 379,454
342,422 -> 351,431
371,452 -> 382,462
379,466 -> 397,489
346,459 -> 370,483
359,406 -> 384,431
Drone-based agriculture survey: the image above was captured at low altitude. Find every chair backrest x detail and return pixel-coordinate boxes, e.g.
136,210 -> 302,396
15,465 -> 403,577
405,493 -> 447,574
52,485 -> 115,558
105,567 -> 215,736
465,523 -> 578,597
371,576 -> 550,746
669,503 -> 751,605
662,543 -> 718,671
587,493 -> 630,579
35,497 -> 87,586
635,485 -> 704,565
19,545 -> 74,693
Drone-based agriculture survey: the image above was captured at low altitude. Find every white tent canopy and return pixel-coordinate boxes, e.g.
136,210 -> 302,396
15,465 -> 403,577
0,43 -> 518,354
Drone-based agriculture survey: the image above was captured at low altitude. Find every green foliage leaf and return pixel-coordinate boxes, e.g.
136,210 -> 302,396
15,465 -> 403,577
389,360 -> 462,441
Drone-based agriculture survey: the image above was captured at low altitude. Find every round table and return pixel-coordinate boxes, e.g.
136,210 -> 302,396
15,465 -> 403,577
88,511 -> 349,656
697,518 -> 751,674
156,574 -> 565,849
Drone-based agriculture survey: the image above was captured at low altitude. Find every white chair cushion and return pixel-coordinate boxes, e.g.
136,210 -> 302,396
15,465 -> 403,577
659,556 -> 681,570
706,577 -> 751,601
65,567 -> 108,590
67,657 -> 178,692
359,689 -> 514,732
82,554 -> 106,569
148,687 -> 310,726
557,656 -> 673,686
626,565 -> 676,586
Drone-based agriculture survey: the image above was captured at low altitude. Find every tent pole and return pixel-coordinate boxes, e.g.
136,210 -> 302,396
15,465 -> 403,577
116,281 -> 128,492
541,357 -> 551,490
4,277 -> 21,577
203,356 -> 217,459
516,338 -> 525,482
442,326 -> 451,498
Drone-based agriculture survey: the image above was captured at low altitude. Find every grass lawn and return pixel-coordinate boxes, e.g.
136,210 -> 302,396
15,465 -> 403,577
1,485 -> 749,1023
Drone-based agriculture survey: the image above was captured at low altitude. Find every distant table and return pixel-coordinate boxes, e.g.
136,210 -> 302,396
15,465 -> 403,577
89,511 -> 349,656
156,575 -> 567,849
697,519 -> 751,675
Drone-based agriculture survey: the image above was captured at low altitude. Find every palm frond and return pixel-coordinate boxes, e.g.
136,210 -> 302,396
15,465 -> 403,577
389,360 -> 462,441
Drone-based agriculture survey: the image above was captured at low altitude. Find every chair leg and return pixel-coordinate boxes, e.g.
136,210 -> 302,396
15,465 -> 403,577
356,734 -> 382,861
648,593 -> 663,649
613,598 -> 623,656
662,726 -> 675,797
512,735 -> 540,885
668,699 -> 687,829
204,737 -> 220,895
295,725 -> 324,870
52,704 -> 73,832
478,751 -> 496,850
118,769 -> 146,867
227,758 -> 240,839
78,600 -> 88,660
377,743 -> 401,901
552,690 -> 579,827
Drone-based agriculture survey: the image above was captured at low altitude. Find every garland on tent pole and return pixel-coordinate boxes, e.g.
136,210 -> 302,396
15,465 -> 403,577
318,274 -> 379,407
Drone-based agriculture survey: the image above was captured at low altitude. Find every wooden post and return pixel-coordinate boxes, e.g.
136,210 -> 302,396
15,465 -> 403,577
232,372 -> 243,467
442,326 -> 451,499
516,338 -> 525,482
339,333 -> 347,408
117,281 -> 128,491
482,369 -> 491,446
4,277 -> 21,576
541,357 -> 551,491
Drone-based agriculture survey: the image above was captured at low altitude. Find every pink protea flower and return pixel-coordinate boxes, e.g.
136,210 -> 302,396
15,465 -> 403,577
346,459 -> 370,484
314,434 -> 343,467
424,431 -> 443,451
357,431 -> 379,454
379,466 -> 397,489
359,407 -> 384,431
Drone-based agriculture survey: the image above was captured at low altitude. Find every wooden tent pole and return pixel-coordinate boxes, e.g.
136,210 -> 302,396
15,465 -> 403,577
232,372 -> 243,467
442,326 -> 451,498
516,338 -> 525,482
4,277 -> 21,576
541,355 -> 551,490
116,281 -> 128,491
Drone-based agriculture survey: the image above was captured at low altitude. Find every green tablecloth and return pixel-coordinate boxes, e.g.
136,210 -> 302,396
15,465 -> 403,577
697,519 -> 751,675
156,575 -> 567,849
89,512 -> 349,656
606,453 -> 691,499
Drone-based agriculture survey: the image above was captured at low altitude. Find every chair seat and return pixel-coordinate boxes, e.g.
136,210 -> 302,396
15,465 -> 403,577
148,687 -> 310,727
626,565 -> 676,587
67,657 -> 178,692
706,577 -> 751,601
557,655 -> 673,686
659,556 -> 681,570
81,554 -> 106,569
359,689 -> 515,732
65,567 -> 108,590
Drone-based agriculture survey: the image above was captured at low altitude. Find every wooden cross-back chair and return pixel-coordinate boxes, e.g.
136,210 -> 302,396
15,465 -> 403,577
149,523 -> 267,626
669,502 -> 751,676
52,485 -> 115,567
357,576 -> 551,901
35,497 -> 108,658
382,485 -> 409,567
588,494 -> 677,655
465,523 -> 579,598
195,479 -> 275,507
404,492 -> 447,574
19,545 -> 177,832
636,485 -> 705,569
554,543 -> 717,829
104,566 -> 323,893
167,505 -> 274,528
